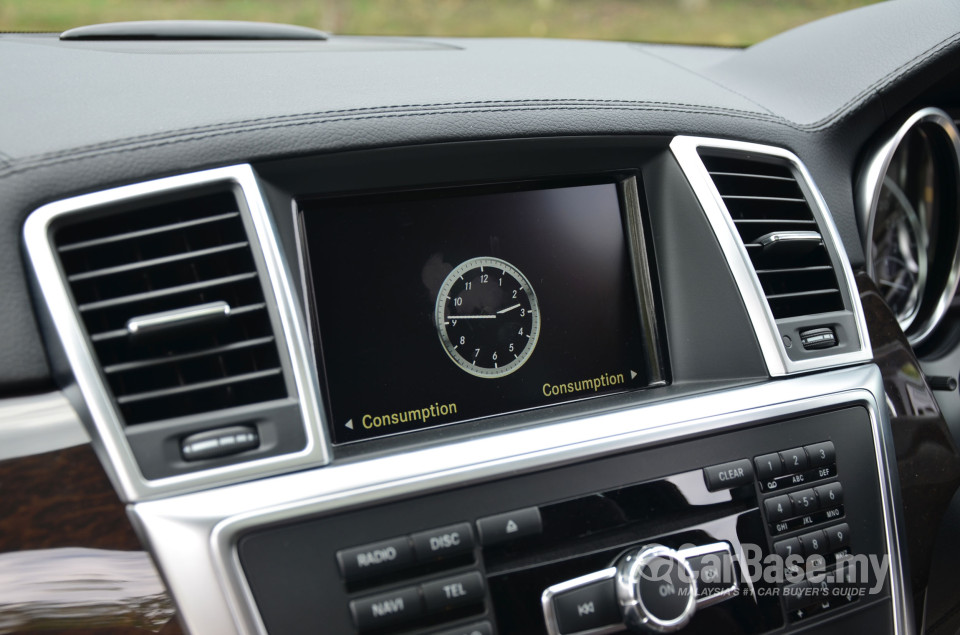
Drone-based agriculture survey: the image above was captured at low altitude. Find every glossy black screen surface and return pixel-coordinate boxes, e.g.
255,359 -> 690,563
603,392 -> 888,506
298,180 -> 660,443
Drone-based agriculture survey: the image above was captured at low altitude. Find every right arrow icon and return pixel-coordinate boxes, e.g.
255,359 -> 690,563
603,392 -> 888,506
630,370 -> 637,380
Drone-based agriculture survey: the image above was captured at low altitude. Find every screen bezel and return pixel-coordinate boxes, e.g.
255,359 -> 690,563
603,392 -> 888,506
295,173 -> 667,445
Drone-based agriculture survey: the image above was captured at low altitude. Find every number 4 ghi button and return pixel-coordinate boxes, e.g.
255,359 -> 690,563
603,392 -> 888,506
477,507 -> 542,546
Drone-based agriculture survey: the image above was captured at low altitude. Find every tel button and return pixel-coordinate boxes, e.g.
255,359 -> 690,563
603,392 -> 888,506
337,536 -> 414,582
477,507 -> 542,546
702,459 -> 754,491
412,523 -> 475,562
350,586 -> 422,632
421,571 -> 486,613
552,577 -> 620,634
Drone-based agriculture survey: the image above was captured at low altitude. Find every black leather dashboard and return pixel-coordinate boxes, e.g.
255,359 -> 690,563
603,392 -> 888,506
0,0 -> 957,393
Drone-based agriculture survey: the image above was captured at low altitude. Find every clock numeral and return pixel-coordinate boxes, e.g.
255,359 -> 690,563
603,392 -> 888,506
480,273 -> 489,283
465,281 -> 472,290
512,289 -> 518,298
459,336 -> 465,345
454,297 -> 463,306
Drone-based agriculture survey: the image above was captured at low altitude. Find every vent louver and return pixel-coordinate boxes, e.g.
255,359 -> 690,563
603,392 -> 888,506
700,154 -> 843,320
54,191 -> 287,425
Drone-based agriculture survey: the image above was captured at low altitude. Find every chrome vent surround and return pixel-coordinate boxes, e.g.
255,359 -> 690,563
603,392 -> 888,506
670,137 -> 872,376
24,165 -> 329,501
699,154 -> 843,320
55,191 -> 287,425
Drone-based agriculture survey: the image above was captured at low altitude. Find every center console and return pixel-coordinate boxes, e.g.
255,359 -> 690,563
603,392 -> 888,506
239,407 -> 891,635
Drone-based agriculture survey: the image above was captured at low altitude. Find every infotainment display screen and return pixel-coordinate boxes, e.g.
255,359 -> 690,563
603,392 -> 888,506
298,177 -> 664,444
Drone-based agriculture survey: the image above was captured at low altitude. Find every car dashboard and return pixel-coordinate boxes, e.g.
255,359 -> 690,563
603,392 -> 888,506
3,2 -> 960,635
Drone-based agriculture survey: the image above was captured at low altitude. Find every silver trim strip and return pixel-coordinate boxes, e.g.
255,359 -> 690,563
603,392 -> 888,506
23,165 -> 331,501
542,568 -> 623,635
0,392 -> 90,461
756,231 -> 822,249
127,301 -> 231,335
856,107 -> 960,345
129,365 -> 909,635
670,136 -> 872,376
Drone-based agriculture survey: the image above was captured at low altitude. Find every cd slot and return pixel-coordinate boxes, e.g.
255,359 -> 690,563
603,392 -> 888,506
484,469 -> 757,574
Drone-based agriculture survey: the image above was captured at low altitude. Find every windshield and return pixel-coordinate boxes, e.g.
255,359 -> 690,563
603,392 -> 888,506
2,0 -> 881,46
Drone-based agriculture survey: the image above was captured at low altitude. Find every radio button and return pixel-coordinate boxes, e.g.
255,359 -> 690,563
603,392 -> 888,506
412,523 -> 474,562
422,571 -> 486,614
337,536 -> 414,582
477,507 -> 542,546
755,453 -> 784,480
779,448 -> 809,473
552,576 -> 620,634
350,586 -> 422,632
702,459 -> 754,491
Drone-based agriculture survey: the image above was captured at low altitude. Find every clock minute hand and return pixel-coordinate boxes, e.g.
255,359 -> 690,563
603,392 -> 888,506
450,314 -> 497,320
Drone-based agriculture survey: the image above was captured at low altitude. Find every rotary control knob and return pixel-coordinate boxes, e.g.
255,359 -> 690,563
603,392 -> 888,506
616,545 -> 697,633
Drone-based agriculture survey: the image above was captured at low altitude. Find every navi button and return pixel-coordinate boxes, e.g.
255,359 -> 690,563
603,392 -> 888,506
350,586 -> 422,632
422,571 -> 486,613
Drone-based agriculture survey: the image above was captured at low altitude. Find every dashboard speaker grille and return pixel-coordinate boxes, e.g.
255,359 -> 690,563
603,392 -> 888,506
699,154 -> 843,320
54,191 -> 287,425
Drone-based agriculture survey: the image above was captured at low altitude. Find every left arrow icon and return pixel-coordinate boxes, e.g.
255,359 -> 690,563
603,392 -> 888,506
345,419 -> 354,430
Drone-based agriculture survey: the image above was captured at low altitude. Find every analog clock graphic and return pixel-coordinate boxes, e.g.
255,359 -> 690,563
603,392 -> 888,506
435,257 -> 541,378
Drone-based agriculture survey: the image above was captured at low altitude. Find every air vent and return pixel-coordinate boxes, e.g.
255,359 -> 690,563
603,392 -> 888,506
54,191 -> 287,425
700,154 -> 844,320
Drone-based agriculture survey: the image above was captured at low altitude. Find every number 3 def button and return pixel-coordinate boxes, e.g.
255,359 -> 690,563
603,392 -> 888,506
477,507 -> 542,546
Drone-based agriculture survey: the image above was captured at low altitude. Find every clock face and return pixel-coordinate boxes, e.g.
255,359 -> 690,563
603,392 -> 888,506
435,257 -> 541,378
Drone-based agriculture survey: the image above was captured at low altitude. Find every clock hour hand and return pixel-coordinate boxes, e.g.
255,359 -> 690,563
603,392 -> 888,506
496,303 -> 522,315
